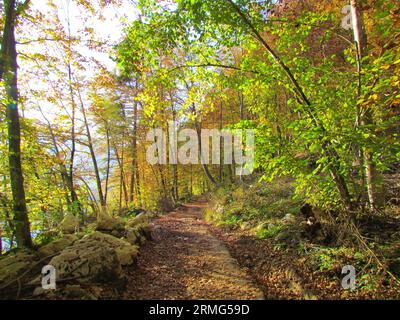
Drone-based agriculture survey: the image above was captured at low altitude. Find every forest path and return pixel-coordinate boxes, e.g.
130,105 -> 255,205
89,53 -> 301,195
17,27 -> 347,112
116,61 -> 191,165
123,198 -> 264,300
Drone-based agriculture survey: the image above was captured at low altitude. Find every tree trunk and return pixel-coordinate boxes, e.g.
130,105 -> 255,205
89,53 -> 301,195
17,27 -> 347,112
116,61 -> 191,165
189,164 -> 193,196
195,120 -> 217,186
351,0 -> 376,210
130,93 -> 139,204
104,125 -> 111,204
135,163 -> 141,206
0,0 -> 33,248
78,94 -> 105,208
219,101 -> 224,182
114,142 -> 129,209
67,65 -> 81,213
170,105 -> 179,202
65,6 -> 83,216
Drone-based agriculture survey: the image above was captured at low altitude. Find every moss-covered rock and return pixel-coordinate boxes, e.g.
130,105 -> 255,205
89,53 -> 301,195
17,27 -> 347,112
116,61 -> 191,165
96,214 -> 125,234
125,221 -> 152,245
125,227 -> 139,245
84,232 -> 138,266
38,234 -> 78,258
0,249 -> 39,287
45,234 -> 122,284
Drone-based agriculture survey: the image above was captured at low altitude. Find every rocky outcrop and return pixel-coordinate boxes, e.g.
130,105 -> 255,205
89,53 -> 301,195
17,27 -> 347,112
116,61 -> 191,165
38,234 -> 78,258
1,211 -> 153,300
44,216 -> 151,287
83,232 -> 139,266
46,236 -> 122,284
125,222 -> 152,246
96,213 -> 126,237
0,250 -> 39,288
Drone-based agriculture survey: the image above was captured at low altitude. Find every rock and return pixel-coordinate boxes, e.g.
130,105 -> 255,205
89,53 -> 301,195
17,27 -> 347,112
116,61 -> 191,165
276,228 -> 301,244
31,231 -> 138,287
33,284 -> 97,300
32,286 -> 59,300
125,222 -> 152,245
115,245 -> 139,266
46,234 -> 122,284
83,232 -> 139,266
60,214 -> 80,234
61,285 -> 98,300
96,214 -> 125,234
125,228 -> 139,245
33,287 -> 47,297
0,249 -> 39,286
282,213 -> 296,224
139,222 -> 152,240
38,234 -> 78,258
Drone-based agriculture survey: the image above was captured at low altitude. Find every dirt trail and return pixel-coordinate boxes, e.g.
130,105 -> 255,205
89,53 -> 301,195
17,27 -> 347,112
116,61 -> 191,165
123,199 -> 264,300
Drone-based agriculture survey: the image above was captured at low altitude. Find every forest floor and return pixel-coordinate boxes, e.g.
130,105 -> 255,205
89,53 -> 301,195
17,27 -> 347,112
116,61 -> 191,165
121,196 -> 400,300
122,198 -> 265,300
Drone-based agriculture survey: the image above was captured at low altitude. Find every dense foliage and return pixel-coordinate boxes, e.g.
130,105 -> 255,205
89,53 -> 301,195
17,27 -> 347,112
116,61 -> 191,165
0,0 -> 399,260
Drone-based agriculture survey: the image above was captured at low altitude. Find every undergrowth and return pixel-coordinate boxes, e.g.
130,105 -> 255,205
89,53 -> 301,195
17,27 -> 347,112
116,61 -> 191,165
205,177 -> 400,297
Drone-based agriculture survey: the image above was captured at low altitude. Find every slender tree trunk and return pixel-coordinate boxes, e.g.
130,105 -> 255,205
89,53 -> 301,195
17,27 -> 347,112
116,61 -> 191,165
135,163 -> 141,206
130,94 -> 139,204
104,125 -> 111,205
79,96 -> 105,208
190,164 -> 193,196
191,102 -> 217,186
120,107 -> 130,206
113,142 -> 129,207
65,5 -> 83,216
0,227 -> 2,255
219,101 -> 224,182
171,105 -> 179,202
351,0 -> 376,210
227,163 -> 234,183
67,66 -> 81,211
0,0 -> 33,248
158,165 -> 169,202
195,120 -> 217,186
239,92 -> 244,121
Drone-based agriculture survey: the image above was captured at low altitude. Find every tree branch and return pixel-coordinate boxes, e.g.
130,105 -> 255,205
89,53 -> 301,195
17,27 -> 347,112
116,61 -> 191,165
225,0 -> 311,106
